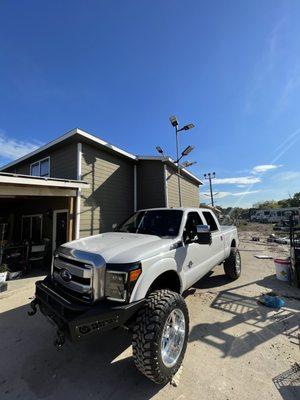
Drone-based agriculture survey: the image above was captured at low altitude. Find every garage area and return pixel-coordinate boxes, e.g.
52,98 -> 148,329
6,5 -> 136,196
0,172 -> 89,275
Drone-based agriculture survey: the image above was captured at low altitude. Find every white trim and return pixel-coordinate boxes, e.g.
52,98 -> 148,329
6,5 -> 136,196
30,156 -> 50,177
1,128 -> 78,171
77,142 -> 82,180
0,128 -> 136,171
52,209 -> 68,253
164,164 -> 168,207
76,129 -> 136,160
137,156 -> 166,161
75,143 -> 82,239
133,164 -> 137,212
0,174 -> 89,189
21,214 -> 43,241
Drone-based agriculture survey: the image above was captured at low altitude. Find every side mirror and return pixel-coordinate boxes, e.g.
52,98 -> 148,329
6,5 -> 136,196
196,225 -> 212,245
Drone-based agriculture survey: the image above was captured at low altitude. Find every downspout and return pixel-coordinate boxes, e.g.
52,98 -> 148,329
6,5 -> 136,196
75,143 -> 82,239
134,164 -> 137,212
164,164 -> 168,207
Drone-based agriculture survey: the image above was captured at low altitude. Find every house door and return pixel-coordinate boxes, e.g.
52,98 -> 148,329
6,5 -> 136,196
53,210 -> 68,252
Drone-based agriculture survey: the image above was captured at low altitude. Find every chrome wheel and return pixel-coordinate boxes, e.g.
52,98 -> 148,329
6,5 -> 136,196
161,308 -> 186,368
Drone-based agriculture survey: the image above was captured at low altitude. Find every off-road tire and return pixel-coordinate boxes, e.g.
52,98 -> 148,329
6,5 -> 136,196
132,289 -> 189,384
224,248 -> 241,280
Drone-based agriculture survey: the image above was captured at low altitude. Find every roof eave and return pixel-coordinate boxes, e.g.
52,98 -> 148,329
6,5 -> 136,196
0,128 -> 137,171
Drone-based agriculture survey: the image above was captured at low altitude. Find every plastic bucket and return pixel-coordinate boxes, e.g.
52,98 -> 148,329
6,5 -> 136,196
274,258 -> 291,282
0,272 -> 7,283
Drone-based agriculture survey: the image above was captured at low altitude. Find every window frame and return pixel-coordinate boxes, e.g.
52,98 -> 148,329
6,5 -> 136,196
202,211 -> 219,232
21,214 -> 43,242
183,211 -> 204,243
30,156 -> 50,177
184,212 -> 204,231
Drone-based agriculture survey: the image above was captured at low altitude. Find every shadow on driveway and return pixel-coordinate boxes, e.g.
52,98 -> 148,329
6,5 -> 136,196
0,303 -> 163,400
188,269 -> 300,360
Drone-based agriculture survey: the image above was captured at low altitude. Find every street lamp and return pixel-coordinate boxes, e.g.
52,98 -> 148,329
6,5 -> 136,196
155,146 -> 164,156
169,115 -> 195,206
181,145 -> 194,157
204,172 -> 216,207
182,160 -> 197,168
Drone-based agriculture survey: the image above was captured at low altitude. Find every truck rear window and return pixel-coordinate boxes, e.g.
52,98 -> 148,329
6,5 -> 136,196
116,210 -> 183,237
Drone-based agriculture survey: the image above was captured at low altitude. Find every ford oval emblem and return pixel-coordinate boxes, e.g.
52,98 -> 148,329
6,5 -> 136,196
60,268 -> 72,282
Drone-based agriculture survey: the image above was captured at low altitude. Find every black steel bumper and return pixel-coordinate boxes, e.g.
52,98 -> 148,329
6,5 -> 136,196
32,277 -> 145,341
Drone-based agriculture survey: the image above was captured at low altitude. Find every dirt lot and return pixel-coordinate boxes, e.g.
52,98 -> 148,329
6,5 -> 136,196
0,223 -> 299,400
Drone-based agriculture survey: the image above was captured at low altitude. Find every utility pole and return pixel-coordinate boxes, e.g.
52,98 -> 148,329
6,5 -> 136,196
204,172 -> 216,207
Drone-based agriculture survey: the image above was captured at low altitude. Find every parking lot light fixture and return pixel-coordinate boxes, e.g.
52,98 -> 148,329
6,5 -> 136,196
181,145 -> 194,157
178,123 -> 195,132
169,115 -> 179,127
169,116 -> 196,206
156,146 -> 164,156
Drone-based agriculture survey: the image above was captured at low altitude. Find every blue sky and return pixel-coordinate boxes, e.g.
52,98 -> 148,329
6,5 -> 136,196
0,0 -> 300,208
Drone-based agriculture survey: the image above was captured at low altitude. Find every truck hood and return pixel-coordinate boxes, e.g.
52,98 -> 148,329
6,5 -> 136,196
62,232 -> 175,264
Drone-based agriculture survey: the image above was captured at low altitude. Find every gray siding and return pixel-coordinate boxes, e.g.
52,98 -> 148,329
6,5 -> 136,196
137,161 -> 166,209
80,143 -> 134,237
4,142 -> 78,180
166,166 -> 199,207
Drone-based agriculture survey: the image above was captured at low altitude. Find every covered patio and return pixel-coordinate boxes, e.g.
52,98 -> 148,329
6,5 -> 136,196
0,172 -> 89,277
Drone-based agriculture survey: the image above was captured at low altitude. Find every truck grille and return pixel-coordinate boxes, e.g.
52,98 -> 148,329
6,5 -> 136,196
53,254 -> 93,302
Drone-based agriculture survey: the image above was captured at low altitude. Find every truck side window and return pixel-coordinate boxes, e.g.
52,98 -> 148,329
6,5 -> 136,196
203,211 -> 218,231
183,212 -> 203,242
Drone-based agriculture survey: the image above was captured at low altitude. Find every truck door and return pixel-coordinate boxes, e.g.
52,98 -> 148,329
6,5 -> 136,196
201,210 -> 225,266
180,211 -> 213,288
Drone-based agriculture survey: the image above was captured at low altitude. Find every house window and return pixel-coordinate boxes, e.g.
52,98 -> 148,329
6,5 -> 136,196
21,214 -> 43,242
30,157 -> 50,177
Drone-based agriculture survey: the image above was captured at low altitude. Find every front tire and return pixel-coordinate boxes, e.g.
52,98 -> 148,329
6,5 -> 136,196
132,289 -> 189,384
224,248 -> 242,279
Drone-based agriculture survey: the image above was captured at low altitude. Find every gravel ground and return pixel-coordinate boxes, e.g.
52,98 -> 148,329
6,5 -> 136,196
0,225 -> 299,400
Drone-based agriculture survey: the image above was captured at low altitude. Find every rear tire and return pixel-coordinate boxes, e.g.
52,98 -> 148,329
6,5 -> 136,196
224,248 -> 241,280
132,289 -> 189,384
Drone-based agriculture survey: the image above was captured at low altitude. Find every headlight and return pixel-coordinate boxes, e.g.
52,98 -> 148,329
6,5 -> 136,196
105,263 -> 142,302
105,271 -> 128,301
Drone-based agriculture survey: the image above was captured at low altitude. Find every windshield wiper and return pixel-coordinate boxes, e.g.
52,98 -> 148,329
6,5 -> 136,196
137,227 -> 157,236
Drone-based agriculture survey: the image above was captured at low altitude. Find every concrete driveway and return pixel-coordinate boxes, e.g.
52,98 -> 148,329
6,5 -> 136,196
1,239 -> 299,400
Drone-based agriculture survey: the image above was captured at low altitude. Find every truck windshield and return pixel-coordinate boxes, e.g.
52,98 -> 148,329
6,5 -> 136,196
115,210 -> 183,237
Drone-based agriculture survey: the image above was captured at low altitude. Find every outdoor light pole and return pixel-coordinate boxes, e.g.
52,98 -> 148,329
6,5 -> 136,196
204,172 -> 216,207
169,116 -> 195,207
175,124 -> 181,205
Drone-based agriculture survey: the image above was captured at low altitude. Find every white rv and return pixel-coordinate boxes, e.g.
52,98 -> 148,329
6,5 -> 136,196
250,207 -> 300,224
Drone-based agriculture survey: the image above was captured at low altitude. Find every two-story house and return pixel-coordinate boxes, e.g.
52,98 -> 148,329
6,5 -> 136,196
0,128 -> 202,263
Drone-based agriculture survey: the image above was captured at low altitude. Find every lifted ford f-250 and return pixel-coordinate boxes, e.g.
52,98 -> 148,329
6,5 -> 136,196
29,207 -> 241,384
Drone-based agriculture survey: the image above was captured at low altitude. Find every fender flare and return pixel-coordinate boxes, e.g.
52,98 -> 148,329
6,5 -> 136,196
130,258 -> 184,302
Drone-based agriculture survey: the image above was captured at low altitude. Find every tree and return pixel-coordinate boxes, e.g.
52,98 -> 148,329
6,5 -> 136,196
253,200 -> 279,209
253,192 -> 300,209
291,192 -> 300,207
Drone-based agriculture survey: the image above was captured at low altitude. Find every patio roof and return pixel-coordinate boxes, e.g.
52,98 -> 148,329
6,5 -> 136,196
0,172 -> 89,198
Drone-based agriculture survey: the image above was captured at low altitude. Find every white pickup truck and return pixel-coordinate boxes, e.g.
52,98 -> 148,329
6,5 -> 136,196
29,207 -> 240,384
